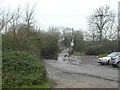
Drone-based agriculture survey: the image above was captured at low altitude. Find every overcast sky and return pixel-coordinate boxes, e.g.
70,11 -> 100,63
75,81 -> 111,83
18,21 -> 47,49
1,0 -> 120,31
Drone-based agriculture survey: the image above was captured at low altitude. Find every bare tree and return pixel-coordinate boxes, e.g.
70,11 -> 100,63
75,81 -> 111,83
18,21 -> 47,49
48,26 -> 60,34
84,26 -> 100,42
0,1 -> 4,32
0,12 -> 5,32
103,22 -> 117,40
88,5 -> 116,42
23,2 -> 36,31
10,7 -> 21,39
0,9 -> 13,33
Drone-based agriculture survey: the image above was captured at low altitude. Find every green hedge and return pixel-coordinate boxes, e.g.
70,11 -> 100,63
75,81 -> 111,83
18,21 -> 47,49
85,44 -> 105,55
85,40 -> 118,55
2,50 -> 48,88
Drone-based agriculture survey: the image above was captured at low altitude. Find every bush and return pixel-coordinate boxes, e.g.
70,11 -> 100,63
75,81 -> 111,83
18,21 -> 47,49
85,40 -> 118,55
118,39 -> 120,51
2,29 -> 60,59
2,50 -> 48,88
102,40 -> 118,53
85,44 -> 105,55
73,31 -> 86,52
40,33 -> 59,59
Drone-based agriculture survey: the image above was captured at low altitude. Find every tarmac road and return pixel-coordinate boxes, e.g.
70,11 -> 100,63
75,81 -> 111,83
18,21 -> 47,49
44,50 -> 119,88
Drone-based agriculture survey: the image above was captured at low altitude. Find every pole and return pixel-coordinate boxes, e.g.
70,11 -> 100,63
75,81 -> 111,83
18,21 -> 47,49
118,1 -> 120,51
69,28 -> 74,54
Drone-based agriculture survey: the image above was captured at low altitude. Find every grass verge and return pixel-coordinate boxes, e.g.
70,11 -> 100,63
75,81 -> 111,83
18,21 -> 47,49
73,51 -> 85,56
98,54 -> 108,58
16,78 -> 55,88
17,83 -> 50,88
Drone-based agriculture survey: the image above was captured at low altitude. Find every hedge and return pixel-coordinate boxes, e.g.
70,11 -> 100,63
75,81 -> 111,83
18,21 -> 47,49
2,50 -> 48,88
85,44 -> 105,55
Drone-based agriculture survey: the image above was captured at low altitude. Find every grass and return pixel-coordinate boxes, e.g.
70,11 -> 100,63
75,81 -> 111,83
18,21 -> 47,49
98,53 -> 108,58
73,51 -> 85,56
16,82 -> 50,88
16,78 -> 55,88
113,67 -> 120,70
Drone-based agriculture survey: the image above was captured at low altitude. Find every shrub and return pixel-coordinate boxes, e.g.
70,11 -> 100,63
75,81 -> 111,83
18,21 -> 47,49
102,40 -> 118,53
2,50 -> 48,88
118,39 -> 120,51
85,44 -> 105,55
40,33 -> 59,59
2,30 -> 60,59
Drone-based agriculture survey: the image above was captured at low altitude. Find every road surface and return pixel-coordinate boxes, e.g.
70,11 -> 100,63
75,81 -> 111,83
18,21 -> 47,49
44,49 -> 119,88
